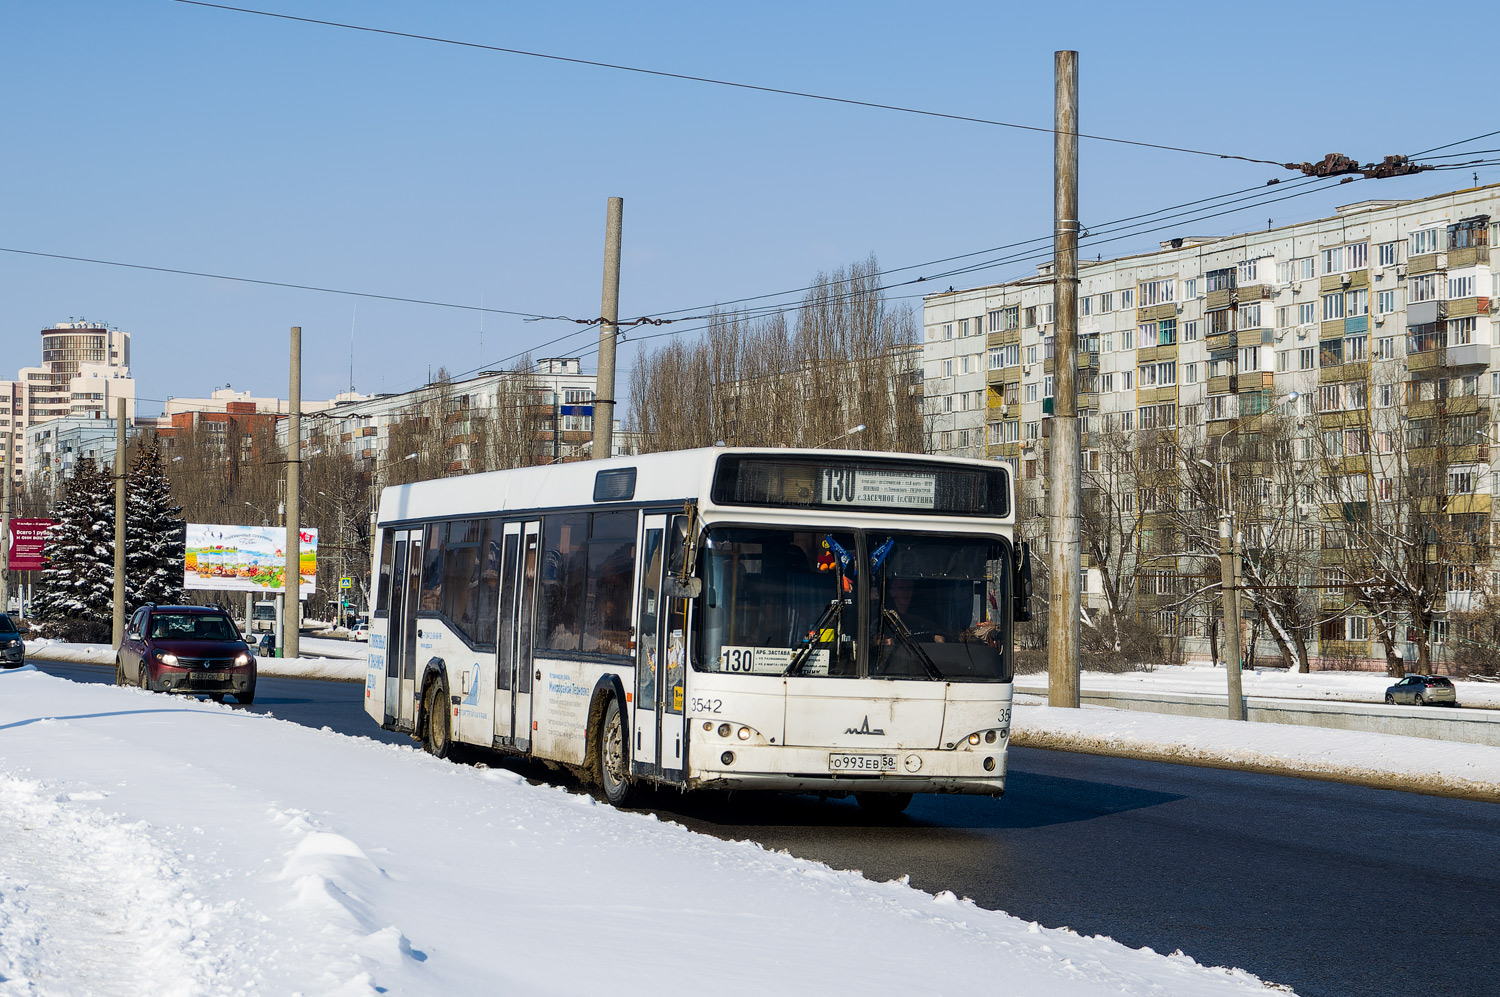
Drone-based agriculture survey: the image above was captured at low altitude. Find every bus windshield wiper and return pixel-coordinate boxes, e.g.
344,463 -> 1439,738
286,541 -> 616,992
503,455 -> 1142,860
785,599 -> 843,676
881,608 -> 943,679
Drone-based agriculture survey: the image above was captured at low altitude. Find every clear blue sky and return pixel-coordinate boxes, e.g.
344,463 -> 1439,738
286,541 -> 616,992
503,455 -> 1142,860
3,1 -> 1492,414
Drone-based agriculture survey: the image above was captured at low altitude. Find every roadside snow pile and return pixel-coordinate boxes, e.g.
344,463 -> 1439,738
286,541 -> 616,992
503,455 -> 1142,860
1013,702 -> 1500,801
0,667 -> 1281,996
1016,664 -> 1500,710
24,639 -> 366,681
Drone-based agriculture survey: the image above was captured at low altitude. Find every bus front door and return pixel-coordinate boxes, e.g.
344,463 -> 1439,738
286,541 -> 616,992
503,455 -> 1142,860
386,529 -> 422,731
492,523 -> 521,744
632,516 -> 666,774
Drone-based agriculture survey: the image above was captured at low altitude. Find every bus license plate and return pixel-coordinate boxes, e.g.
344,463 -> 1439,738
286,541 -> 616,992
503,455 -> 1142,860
829,752 -> 896,773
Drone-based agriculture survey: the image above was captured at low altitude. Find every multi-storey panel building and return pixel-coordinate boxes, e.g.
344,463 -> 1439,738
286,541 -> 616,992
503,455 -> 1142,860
1,319 -> 135,487
924,184 -> 1500,668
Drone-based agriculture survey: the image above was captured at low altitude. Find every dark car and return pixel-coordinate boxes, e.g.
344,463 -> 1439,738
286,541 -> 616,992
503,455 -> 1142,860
116,605 -> 256,704
1385,673 -> 1457,707
0,614 -> 24,668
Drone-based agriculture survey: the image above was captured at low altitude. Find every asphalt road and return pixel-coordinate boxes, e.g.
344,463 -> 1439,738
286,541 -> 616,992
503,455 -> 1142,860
30,659 -> 1500,997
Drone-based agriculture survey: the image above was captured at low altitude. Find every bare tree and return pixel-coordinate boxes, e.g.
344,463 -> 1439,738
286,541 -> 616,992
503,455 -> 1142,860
628,257 -> 922,452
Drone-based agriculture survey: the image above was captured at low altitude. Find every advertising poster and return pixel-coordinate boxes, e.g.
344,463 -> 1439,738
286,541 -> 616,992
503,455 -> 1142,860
184,524 -> 318,596
7,518 -> 55,571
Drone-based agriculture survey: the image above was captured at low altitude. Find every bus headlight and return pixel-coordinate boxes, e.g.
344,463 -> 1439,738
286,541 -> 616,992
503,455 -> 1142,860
968,733 -> 981,745
737,726 -> 751,740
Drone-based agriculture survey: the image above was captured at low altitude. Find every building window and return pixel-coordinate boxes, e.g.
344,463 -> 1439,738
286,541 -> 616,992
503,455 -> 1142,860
1239,302 -> 1262,328
1182,278 -> 1198,299
1409,228 -> 1440,256
1182,320 -> 1200,342
1323,293 -> 1345,320
1138,279 -> 1175,305
1119,288 -> 1134,309
1409,274 -> 1440,303
1376,337 -> 1395,361
1099,292 -> 1113,313
1237,259 -> 1259,284
1005,306 -> 1020,330
1378,242 -> 1400,267
1377,289 -> 1396,314
1449,274 -> 1476,299
1299,302 -> 1316,325
1183,362 -> 1198,384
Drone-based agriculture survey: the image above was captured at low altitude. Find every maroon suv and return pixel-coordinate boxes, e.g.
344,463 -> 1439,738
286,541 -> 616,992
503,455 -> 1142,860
116,605 -> 256,704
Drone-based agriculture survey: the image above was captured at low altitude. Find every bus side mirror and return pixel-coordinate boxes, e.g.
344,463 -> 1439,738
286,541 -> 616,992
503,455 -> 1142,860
664,576 -> 702,599
1013,542 -> 1034,623
665,511 -> 701,600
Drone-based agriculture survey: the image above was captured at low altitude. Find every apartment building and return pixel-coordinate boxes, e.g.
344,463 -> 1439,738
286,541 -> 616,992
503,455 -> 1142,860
1,319 -> 135,487
924,183 -> 1500,668
299,358 -> 616,473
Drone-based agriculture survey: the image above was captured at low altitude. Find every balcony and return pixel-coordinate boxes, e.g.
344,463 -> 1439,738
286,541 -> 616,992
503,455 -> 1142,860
1208,374 -> 1235,395
1205,288 -> 1234,312
1407,252 -> 1446,275
1448,245 -> 1490,269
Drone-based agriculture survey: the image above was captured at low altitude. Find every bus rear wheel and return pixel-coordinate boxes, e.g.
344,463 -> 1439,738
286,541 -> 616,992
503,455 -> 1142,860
856,792 -> 913,817
596,698 -> 636,807
422,680 -> 451,758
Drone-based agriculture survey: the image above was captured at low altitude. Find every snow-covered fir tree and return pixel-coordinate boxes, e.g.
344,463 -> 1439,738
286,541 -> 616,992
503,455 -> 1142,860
33,457 -> 116,621
126,435 -> 185,612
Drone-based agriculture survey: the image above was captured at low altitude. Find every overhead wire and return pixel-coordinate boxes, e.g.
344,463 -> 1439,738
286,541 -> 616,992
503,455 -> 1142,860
172,1 -> 1293,169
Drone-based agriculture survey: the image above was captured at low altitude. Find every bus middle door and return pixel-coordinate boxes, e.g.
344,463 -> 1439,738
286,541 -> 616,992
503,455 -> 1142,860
491,523 -> 521,745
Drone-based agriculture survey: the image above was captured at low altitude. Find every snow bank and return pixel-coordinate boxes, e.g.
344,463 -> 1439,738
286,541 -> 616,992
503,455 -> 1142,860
0,667 -> 1280,995
1017,663 -> 1500,710
23,639 -> 367,682
1013,699 -> 1500,802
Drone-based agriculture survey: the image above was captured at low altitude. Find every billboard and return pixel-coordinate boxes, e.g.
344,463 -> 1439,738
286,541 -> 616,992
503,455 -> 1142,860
184,524 -> 318,596
7,518 -> 55,571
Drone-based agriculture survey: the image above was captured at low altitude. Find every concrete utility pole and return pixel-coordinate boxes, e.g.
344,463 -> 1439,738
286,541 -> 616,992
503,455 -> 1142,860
591,196 -> 623,461
284,326 -> 302,662
112,398 -> 127,650
1047,49 -> 1082,709
0,445 -> 11,614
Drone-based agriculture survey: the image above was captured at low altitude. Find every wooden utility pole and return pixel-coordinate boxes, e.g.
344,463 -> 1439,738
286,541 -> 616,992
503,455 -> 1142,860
112,398 -> 127,649
1047,50 -> 1082,708
284,326 -> 302,662
591,196 -> 623,460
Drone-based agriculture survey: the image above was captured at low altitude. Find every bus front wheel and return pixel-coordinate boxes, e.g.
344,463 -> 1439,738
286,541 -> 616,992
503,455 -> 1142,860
422,680 -> 452,759
596,698 -> 636,807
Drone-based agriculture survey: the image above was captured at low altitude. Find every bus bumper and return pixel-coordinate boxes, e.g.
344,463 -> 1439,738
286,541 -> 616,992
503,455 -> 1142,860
686,741 -> 1008,796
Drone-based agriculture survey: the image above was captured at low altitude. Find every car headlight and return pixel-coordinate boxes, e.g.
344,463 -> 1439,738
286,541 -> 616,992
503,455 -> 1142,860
235,653 -> 250,666
156,651 -> 179,666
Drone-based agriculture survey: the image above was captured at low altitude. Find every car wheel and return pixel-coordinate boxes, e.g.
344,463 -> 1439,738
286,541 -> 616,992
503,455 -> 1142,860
856,792 -> 914,817
115,658 -> 126,686
1384,693 -> 1394,704
595,698 -> 636,806
137,661 -> 151,693
421,679 -> 451,758
1415,694 -> 1425,706
210,693 -> 225,703
236,679 -> 256,706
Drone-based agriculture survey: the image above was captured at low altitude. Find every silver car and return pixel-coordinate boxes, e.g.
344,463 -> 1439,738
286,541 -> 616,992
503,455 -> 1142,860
1385,674 -> 1458,706
0,614 -> 24,668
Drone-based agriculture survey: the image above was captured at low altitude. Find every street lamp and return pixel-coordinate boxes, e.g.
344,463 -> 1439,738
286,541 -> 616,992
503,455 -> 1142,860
815,424 -> 866,449
1205,389 -> 1298,721
243,500 -> 284,526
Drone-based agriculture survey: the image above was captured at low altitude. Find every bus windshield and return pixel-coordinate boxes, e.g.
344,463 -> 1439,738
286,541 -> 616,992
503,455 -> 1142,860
694,526 -> 1012,682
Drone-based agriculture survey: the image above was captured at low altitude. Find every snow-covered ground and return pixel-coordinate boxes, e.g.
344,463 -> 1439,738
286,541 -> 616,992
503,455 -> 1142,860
1017,663 -> 1500,710
0,665 -> 1284,996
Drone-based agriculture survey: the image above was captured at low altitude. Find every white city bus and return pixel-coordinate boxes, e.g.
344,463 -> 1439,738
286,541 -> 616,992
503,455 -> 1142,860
363,447 -> 1031,813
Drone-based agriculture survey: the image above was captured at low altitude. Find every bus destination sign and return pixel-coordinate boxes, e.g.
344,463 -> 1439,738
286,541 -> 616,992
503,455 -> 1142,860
820,467 -> 936,509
